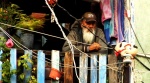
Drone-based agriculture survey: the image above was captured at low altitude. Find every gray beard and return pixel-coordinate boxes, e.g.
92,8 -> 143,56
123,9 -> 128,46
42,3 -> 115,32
83,28 -> 95,44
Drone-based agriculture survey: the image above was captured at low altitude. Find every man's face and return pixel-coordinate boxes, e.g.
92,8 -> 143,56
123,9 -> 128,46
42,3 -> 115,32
81,19 -> 96,44
81,19 -> 96,29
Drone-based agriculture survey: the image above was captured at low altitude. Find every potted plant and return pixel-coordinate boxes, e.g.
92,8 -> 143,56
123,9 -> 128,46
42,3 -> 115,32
15,13 -> 45,49
15,14 -> 45,31
0,2 -> 21,38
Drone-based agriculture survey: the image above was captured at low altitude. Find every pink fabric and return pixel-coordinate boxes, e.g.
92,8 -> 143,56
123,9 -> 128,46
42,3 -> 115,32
114,0 -> 119,40
100,0 -> 112,23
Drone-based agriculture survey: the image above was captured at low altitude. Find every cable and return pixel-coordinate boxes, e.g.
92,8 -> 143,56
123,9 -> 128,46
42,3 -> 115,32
134,56 -> 150,71
57,3 -> 77,20
127,17 -> 150,66
0,22 -> 110,49
81,24 -> 118,52
45,0 -> 81,82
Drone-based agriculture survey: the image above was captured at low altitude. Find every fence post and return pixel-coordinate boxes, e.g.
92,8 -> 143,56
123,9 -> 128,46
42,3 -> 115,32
79,53 -> 88,83
64,52 -> 73,83
108,52 -> 118,83
0,50 -> 3,83
90,54 -> 97,83
24,50 -> 32,83
99,51 -> 107,83
10,48 -> 17,83
51,50 -> 60,83
37,50 -> 45,83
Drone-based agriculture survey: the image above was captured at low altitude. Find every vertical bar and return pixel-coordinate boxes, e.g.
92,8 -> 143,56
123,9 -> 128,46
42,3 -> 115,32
64,52 -> 73,83
130,60 -> 134,83
37,50 -> 45,83
90,54 -> 97,83
79,53 -> 88,83
10,48 -> 17,83
24,50 -> 32,83
123,64 -> 130,83
99,53 -> 107,83
51,50 -> 60,83
108,53 -> 118,83
0,50 -> 3,83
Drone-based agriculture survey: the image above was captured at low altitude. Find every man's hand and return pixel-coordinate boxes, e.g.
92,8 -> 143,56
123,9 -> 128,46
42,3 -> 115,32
89,42 -> 101,51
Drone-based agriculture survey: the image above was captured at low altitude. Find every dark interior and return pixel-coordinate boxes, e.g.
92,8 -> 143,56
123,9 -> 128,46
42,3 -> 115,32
7,0 -> 103,51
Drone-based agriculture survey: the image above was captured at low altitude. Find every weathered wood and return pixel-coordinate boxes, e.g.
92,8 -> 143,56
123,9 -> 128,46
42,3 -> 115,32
99,53 -> 107,83
51,50 -> 60,83
79,53 -> 88,83
24,50 -> 32,83
108,53 -> 118,83
10,48 -> 17,83
37,50 -> 45,83
64,52 -> 73,83
90,54 -> 97,83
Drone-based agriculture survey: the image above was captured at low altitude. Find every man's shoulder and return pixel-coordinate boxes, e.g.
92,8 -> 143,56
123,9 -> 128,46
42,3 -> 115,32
71,19 -> 81,29
96,27 -> 103,32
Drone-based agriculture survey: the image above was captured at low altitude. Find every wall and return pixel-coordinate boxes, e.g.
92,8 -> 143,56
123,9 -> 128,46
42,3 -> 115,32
134,0 -> 150,53
134,0 -> 150,83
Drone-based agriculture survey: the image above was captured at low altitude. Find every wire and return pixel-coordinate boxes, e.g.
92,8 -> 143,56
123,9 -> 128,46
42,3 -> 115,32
81,25 -> 117,52
127,17 -> 150,67
45,0 -> 81,82
134,56 -> 150,71
57,3 -> 77,20
0,22 -> 110,49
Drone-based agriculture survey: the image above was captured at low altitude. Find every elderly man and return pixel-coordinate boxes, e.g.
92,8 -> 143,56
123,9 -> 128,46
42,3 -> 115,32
62,12 -> 107,53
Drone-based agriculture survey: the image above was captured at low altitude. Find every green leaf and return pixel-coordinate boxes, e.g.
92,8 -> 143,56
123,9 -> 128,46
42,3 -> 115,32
19,73 -> 25,79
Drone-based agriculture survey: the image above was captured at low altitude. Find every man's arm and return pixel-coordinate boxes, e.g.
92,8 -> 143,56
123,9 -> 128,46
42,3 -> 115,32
97,28 -> 107,51
62,30 -> 85,53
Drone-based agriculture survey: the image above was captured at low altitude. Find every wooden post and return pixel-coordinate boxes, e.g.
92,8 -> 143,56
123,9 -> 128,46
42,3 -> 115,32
108,53 -> 118,83
37,50 -> 45,83
64,52 -> 73,83
90,54 -> 97,83
10,48 -> 17,83
79,53 -> 88,83
24,50 -> 32,83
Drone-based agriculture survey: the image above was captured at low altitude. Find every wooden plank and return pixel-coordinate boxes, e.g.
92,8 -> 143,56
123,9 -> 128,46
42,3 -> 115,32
24,50 -> 32,83
99,53 -> 107,83
64,52 -> 73,83
10,48 -> 17,83
79,53 -> 88,83
108,53 -> 118,83
0,50 -> 3,82
90,54 -> 97,83
37,50 -> 45,83
51,50 -> 60,83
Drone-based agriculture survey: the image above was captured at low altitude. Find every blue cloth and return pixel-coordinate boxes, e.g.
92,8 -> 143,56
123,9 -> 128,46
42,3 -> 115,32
104,19 -> 111,44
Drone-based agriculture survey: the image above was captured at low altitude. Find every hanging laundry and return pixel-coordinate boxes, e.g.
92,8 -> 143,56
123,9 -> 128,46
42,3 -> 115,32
117,0 -> 124,42
100,0 -> 112,44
